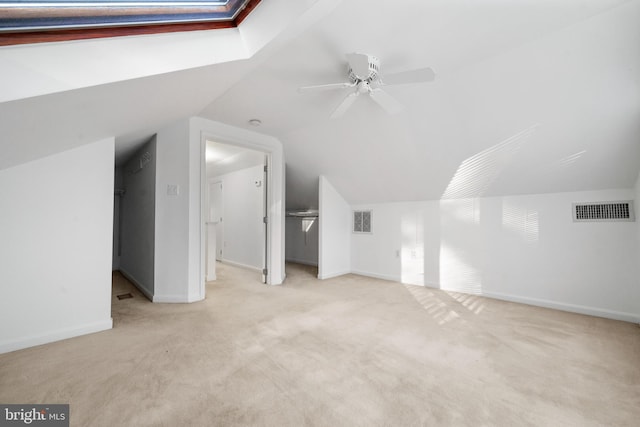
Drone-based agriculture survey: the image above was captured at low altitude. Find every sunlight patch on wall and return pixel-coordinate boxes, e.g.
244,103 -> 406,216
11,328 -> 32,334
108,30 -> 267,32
442,125 -> 539,199
440,198 -> 481,224
502,203 -> 539,244
439,244 -> 481,294
400,247 -> 424,286
525,211 -> 539,243
400,212 -> 425,286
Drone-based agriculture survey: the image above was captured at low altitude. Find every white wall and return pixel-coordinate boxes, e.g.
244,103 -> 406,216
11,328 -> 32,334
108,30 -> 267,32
153,117 -> 286,303
635,172 -> 640,315
120,138 -> 156,299
154,119 -> 192,303
0,139 -> 114,353
285,216 -> 319,266
318,176 -> 351,279
352,189 -> 639,322
112,166 -> 124,270
212,165 -> 265,270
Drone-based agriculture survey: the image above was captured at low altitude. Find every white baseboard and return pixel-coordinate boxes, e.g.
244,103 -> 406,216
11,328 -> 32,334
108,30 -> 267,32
482,291 -> 640,323
349,269 -> 639,323
120,270 -> 199,303
220,258 -> 262,272
318,269 -> 351,280
350,269 -> 400,283
119,269 -> 153,302
153,294 -> 189,303
285,258 -> 318,267
0,319 -> 113,355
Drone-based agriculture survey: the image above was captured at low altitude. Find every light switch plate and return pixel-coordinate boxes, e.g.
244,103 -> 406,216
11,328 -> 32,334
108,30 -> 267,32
167,184 -> 179,196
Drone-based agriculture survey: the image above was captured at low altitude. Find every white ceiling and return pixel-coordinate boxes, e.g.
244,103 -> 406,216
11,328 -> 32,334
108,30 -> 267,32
1,0 -> 638,211
201,0 -> 640,208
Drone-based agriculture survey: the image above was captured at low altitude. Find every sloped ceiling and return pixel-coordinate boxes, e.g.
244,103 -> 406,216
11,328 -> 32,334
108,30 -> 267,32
0,59 -> 249,169
201,0 -> 640,209
0,0 -> 326,169
0,0 -> 638,211
206,141 -> 265,177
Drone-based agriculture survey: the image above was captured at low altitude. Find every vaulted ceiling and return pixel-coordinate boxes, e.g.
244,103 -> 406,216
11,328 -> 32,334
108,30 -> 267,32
1,0 -> 638,210
202,0 -> 640,208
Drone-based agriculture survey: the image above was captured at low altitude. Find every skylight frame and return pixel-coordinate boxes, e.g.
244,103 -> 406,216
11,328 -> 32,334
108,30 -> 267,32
0,0 -> 260,45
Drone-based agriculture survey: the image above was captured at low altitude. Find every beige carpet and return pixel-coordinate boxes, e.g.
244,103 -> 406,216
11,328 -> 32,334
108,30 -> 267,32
1,262 -> 639,426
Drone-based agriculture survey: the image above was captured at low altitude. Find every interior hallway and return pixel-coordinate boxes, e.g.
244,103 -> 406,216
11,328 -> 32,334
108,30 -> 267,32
0,263 -> 638,426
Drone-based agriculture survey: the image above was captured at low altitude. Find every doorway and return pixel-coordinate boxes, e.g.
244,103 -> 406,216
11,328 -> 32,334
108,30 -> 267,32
205,140 -> 267,284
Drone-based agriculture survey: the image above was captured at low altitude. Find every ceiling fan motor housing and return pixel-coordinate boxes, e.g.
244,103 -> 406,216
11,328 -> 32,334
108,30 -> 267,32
348,54 -> 380,83
297,53 -> 435,118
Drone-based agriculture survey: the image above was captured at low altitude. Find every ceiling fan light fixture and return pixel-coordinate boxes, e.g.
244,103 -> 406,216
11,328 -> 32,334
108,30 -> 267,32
297,53 -> 435,118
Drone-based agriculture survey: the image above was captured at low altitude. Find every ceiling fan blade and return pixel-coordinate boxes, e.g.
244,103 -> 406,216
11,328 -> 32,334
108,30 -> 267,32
382,67 -> 436,86
298,82 -> 355,93
369,88 -> 404,115
330,92 -> 359,119
346,53 -> 370,79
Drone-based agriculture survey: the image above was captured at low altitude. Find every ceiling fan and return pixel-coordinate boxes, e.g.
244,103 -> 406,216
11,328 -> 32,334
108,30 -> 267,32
298,53 -> 435,119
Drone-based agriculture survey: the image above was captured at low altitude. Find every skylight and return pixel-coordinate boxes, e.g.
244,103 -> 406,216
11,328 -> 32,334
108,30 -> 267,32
0,0 -> 260,45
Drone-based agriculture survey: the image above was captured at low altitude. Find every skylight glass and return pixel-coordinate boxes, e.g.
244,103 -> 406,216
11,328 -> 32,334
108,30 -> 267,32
0,0 -> 250,32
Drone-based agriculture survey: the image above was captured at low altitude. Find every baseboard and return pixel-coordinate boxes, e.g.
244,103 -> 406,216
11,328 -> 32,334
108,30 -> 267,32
186,292 -> 204,303
119,269 -> 153,302
220,258 -> 262,272
349,269 -> 639,323
285,258 -> 318,267
482,291 -> 640,323
153,294 -> 190,303
351,269 -> 400,283
0,319 -> 113,355
318,269 -> 351,280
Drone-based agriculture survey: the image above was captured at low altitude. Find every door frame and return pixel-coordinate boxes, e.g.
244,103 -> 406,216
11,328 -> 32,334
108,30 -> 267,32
204,149 -> 267,284
198,125 -> 285,298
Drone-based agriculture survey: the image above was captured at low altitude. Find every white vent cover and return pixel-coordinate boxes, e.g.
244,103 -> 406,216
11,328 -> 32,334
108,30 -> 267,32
353,210 -> 372,233
573,201 -> 635,222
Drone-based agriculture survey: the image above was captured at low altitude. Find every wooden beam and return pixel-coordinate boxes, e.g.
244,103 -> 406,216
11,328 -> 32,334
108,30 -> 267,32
0,20 -> 237,46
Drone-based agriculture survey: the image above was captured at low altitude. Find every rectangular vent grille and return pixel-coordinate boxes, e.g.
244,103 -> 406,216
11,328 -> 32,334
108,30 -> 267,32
353,210 -> 372,233
573,201 -> 635,222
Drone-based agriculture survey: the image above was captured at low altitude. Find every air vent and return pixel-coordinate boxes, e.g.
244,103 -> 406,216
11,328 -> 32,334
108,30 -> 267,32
353,210 -> 372,233
573,201 -> 635,222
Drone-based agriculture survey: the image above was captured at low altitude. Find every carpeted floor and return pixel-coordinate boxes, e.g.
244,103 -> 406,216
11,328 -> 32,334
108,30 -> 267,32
1,262 -> 639,426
